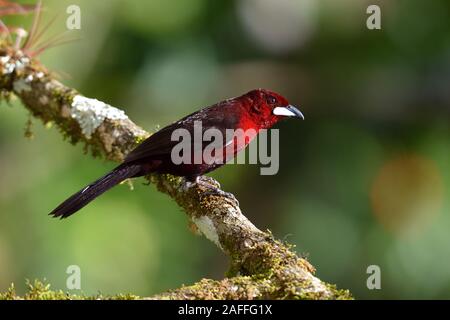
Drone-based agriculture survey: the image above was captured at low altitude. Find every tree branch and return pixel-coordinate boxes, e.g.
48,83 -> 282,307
0,45 -> 352,300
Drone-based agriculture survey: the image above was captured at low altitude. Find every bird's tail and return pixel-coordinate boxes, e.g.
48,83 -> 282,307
50,164 -> 141,219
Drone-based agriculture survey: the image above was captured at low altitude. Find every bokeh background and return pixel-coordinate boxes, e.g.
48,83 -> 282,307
0,0 -> 449,299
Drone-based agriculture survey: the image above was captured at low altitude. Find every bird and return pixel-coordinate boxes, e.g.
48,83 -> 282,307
50,89 -> 304,219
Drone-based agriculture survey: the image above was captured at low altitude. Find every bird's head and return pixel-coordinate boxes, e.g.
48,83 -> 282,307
242,89 -> 304,129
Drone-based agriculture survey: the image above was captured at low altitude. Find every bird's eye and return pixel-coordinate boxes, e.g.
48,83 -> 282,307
266,96 -> 277,105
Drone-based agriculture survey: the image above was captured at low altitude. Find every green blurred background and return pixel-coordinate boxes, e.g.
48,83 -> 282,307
0,0 -> 449,299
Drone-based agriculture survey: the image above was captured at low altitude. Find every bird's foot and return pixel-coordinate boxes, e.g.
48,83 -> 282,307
195,176 -> 239,207
202,188 -> 240,207
182,176 -> 239,206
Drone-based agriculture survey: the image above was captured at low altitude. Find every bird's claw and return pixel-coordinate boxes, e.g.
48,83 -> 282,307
196,176 -> 221,189
183,176 -> 239,206
201,188 -> 240,207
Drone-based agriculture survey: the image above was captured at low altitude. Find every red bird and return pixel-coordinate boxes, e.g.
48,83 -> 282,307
50,89 -> 304,218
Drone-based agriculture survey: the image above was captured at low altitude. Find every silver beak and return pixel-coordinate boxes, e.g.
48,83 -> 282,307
273,105 -> 304,119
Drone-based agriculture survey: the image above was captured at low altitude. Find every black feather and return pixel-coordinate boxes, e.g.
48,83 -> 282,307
50,164 -> 141,219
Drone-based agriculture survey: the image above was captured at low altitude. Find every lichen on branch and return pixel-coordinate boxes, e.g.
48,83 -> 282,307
0,42 -> 352,300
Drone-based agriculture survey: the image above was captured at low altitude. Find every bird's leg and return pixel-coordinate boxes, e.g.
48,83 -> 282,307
195,176 -> 239,207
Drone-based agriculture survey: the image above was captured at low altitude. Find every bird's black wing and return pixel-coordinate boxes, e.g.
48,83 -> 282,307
124,122 -> 184,163
123,104 -> 240,164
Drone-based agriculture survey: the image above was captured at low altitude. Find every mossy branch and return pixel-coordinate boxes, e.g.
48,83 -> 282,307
0,44 -> 352,300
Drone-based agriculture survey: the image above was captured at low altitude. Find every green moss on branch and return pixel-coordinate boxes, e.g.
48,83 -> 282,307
0,280 -> 139,300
